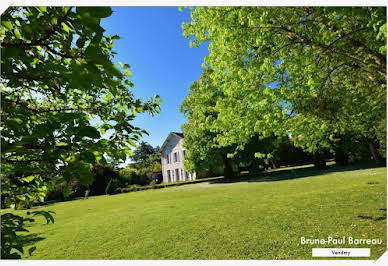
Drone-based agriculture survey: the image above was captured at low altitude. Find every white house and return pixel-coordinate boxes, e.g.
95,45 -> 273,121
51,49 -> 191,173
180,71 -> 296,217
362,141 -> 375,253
160,132 -> 196,183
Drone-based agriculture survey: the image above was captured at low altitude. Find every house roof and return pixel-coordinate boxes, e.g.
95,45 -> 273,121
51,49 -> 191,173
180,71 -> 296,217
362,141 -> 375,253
160,132 -> 184,153
172,132 -> 184,138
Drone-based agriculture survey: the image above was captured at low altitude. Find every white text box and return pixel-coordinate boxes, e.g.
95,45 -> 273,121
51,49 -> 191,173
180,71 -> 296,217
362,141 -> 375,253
312,248 -> 370,257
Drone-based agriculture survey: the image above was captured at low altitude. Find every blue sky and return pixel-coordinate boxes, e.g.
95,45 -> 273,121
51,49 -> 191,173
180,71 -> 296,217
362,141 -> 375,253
100,7 -> 209,148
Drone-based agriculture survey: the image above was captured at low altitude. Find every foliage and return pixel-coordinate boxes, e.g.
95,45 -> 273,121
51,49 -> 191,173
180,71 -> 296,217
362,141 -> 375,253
44,181 -> 86,202
331,131 -> 372,165
130,141 -> 158,163
118,168 -> 148,186
149,180 -> 157,188
131,152 -> 162,172
180,68 -> 236,177
146,153 -> 162,172
1,174 -> 48,209
90,163 -> 119,195
1,6 -> 160,258
180,68 -> 312,175
181,7 -> 386,165
1,211 -> 55,259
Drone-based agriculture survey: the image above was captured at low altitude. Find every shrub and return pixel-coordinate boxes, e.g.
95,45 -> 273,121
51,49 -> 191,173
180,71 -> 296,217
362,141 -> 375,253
45,181 -> 88,202
118,168 -> 148,186
312,154 -> 327,169
149,180 -> 156,189
45,183 -> 66,202
90,163 -> 119,195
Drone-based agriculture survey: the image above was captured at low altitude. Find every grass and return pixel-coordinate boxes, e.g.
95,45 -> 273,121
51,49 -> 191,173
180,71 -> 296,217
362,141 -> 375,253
9,163 -> 387,259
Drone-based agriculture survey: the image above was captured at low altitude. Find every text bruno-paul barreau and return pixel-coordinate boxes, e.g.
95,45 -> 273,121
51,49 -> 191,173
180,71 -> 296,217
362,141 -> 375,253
300,236 -> 383,245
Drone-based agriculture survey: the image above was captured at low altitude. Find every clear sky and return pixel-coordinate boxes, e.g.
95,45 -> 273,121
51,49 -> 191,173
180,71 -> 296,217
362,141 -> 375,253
100,7 -> 209,148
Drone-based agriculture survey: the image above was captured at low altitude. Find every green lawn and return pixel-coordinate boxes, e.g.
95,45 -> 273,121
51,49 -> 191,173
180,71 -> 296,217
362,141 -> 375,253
10,164 -> 387,259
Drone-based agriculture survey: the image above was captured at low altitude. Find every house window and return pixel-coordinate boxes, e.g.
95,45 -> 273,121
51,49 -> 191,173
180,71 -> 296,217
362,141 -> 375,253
174,152 -> 179,163
180,169 -> 185,180
167,170 -> 171,182
167,154 -> 171,164
185,171 -> 189,180
183,150 -> 186,157
175,168 -> 180,181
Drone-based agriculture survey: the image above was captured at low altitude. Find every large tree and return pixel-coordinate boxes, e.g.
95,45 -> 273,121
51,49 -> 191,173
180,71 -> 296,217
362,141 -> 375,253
182,7 -> 386,164
180,68 -> 236,178
1,7 -> 161,258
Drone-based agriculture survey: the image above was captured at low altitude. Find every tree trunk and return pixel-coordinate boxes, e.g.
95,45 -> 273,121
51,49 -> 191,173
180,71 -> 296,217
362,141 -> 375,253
223,154 -> 233,179
367,139 -> 385,165
270,159 -> 278,169
312,152 -> 326,169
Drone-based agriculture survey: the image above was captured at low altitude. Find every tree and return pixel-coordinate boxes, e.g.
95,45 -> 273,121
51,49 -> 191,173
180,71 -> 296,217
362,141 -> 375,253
180,69 -> 308,176
1,7 -> 161,258
130,141 -> 157,163
180,68 -> 240,178
182,7 -> 386,164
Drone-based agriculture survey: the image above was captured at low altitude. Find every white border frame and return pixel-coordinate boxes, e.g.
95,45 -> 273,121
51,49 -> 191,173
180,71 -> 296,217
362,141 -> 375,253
0,1 -> 387,265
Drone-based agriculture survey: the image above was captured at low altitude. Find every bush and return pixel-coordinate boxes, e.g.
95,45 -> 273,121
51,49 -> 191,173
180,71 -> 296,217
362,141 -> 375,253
334,148 -> 349,166
45,181 -> 88,202
45,183 -> 66,202
90,163 -> 119,195
149,180 -> 157,189
312,153 -> 327,169
118,168 -> 148,186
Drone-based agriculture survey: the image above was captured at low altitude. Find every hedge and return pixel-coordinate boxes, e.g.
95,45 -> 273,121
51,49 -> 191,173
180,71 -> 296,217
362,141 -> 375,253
113,175 -> 225,194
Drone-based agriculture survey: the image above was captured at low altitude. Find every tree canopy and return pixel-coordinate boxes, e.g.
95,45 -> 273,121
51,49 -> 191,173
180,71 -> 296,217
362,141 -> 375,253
181,7 -> 386,166
1,6 -> 161,258
130,141 -> 158,163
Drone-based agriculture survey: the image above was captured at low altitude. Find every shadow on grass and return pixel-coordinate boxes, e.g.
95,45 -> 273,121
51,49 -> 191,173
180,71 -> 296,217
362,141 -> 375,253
357,208 -> 386,221
34,196 -> 87,208
20,233 -> 46,246
210,161 -> 383,185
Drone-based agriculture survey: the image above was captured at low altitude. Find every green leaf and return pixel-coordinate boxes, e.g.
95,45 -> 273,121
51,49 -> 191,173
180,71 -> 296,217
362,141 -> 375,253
38,6 -> 47,12
63,183 -> 72,197
91,7 -> 113,18
79,125 -> 101,139
28,246 -> 37,256
14,29 -> 21,39
22,176 -> 35,183
125,80 -> 134,87
105,178 -> 113,194
56,142 -> 68,147
16,195 -> 26,201
80,151 -> 96,164
2,21 -> 13,30
125,70 -> 132,77
61,22 -> 70,33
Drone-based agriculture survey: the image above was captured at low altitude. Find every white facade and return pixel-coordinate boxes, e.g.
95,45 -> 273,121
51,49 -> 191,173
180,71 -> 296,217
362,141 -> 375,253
160,132 -> 196,183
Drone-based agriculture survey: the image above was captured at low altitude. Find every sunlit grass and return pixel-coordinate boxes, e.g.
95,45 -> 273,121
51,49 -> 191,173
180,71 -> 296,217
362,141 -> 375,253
12,164 -> 386,259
